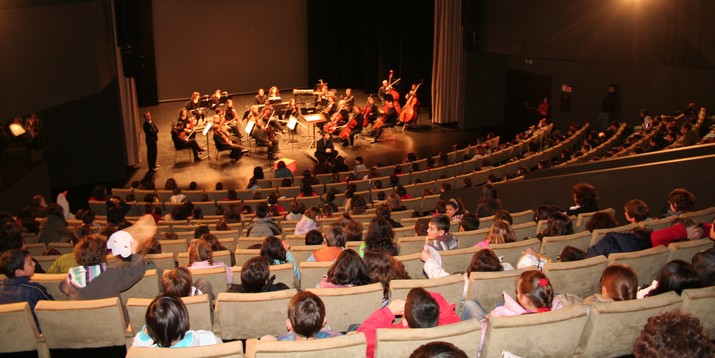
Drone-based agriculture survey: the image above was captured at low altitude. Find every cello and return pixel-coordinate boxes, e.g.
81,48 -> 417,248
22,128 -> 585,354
399,80 -> 423,124
339,105 -> 360,141
323,103 -> 346,134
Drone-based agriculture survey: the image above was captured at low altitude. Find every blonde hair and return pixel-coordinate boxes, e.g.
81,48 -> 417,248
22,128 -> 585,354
486,219 -> 516,244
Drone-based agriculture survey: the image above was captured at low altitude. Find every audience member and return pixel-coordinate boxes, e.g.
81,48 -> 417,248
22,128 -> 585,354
425,215 -> 458,251
317,249 -> 370,288
633,311 -> 713,357
228,257 -> 289,293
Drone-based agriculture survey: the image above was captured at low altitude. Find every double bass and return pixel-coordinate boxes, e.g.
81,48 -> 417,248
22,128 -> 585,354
399,80 -> 423,124
323,103 -> 346,134
383,70 -> 402,115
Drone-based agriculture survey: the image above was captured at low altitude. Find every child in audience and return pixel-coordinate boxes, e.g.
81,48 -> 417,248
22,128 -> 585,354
585,211 -> 618,232
186,239 -> 233,284
445,198 -> 466,222
650,218 -> 712,248
304,229 -> 324,245
264,291 -> 341,341
360,218 -> 399,257
245,203 -> 282,237
493,209 -> 513,225
692,246 -> 715,286
662,188 -> 696,217
317,249 -> 370,288
358,287 -> 460,358
566,182 -> 599,216
623,199 -> 650,223
414,217 -> 430,236
133,295 -> 222,348
363,250 -> 410,306
260,236 -> 300,281
633,311 -> 714,357
307,225 -> 346,262
558,246 -> 586,262
0,249 -> 54,328
587,227 -> 652,258
425,215 -> 458,251
294,207 -> 321,235
537,212 -> 574,240
228,257 -> 289,293
411,342 -> 468,358
285,201 -> 305,221
638,259 -> 702,298
162,267 -> 213,300
584,264 -> 638,303
460,214 -> 480,231
474,220 -> 515,249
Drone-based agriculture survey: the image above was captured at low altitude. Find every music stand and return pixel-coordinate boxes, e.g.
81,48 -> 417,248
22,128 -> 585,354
201,122 -> 213,160
303,113 -> 326,148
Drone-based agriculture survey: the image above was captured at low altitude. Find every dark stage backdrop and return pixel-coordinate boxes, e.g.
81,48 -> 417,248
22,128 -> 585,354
152,0 -> 309,100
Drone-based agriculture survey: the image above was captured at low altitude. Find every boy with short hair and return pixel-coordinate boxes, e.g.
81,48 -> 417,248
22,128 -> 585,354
307,225 -> 346,262
274,291 -> 341,340
0,249 -> 54,327
425,215 -> 458,250
624,199 -> 650,223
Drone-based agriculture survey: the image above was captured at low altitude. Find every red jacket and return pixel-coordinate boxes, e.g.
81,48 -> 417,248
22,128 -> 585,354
357,291 -> 460,358
651,223 -> 712,247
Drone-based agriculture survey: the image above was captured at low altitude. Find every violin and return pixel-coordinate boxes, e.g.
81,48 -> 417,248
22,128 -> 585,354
399,80 -> 423,124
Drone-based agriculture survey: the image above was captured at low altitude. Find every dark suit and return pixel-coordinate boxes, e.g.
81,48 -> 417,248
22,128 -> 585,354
315,137 -> 337,163
213,132 -> 243,161
171,127 -> 201,160
143,119 -> 159,169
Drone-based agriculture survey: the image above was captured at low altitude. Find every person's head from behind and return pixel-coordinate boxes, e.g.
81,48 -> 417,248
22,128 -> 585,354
326,249 -> 369,286
493,210 -> 513,225
363,250 -> 410,300
543,212 -> 574,237
187,239 -> 213,266
585,212 -> 617,232
572,182 -> 598,208
599,264 -> 638,301
255,202 -> 270,218
194,225 -> 210,239
428,215 -> 451,240
516,270 -> 554,311
289,200 -> 305,215
145,295 -> 190,347
366,218 -> 397,255
466,249 -> 503,276
624,199 -> 649,223
692,247 -> 715,287
241,257 -> 271,293
324,225 -> 346,248
304,229 -> 324,246
558,246 -> 586,262
0,249 -> 35,278
668,188 -> 695,213
409,342 -> 468,358
75,234 -> 107,266
286,291 -> 327,339
304,206 -> 322,222
647,260 -> 702,296
460,214 -> 480,232
633,311 -> 714,358
414,218 -> 430,236
260,236 -> 286,263
486,220 -> 515,244
161,267 -> 193,298
404,288 -> 439,328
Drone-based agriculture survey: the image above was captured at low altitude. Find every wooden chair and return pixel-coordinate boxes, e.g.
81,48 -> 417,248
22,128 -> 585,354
538,231 -> 592,261
390,274 -> 465,313
0,302 -> 48,357
127,294 -> 213,335
299,261 -> 332,290
374,319 -> 481,358
666,238 -> 714,263
608,246 -> 669,284
127,341 -> 244,358
543,255 -> 609,298
481,305 -> 589,358
490,238 -> 541,267
245,332 -> 366,358
306,283 -> 384,332
35,297 -> 132,350
214,290 -> 298,340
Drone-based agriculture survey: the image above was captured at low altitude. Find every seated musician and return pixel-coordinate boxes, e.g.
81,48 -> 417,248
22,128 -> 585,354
343,88 -> 355,108
177,108 -> 195,137
185,91 -> 205,121
260,105 -> 286,133
171,122 -> 204,161
224,99 -> 244,140
315,132 -> 338,163
315,83 -> 330,109
252,118 -> 279,160
341,105 -> 364,147
378,80 -> 390,105
213,126 -> 247,163
255,88 -> 268,105
364,96 -> 379,126
210,89 -> 224,111
371,101 -> 398,143
268,86 -> 280,99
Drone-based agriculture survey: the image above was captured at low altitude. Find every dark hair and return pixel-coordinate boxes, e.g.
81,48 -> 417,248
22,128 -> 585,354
460,214 -> 480,231
534,205 -> 561,222
430,215 -> 451,233
253,166 -> 265,180
409,342 -> 468,358
145,295 -> 190,347
414,218 -> 430,236
287,291 -> 326,338
161,267 -> 193,297
75,234 -> 108,266
164,178 -> 178,191
326,249 -> 370,286
305,229 -> 324,245
289,201 -> 306,215
256,203 -> 269,218
363,250 -> 410,300
585,212 -> 618,232
366,218 -> 398,256
341,219 -> 364,242
240,257 -> 270,293
633,311 -> 714,357
624,199 -> 650,222
573,182 -> 598,208
261,236 -> 287,263
558,246 -> 586,262
692,247 -> 715,286
599,264 -> 638,301
304,206 -> 321,221
668,188 -> 695,213
187,239 -> 213,266
493,210 -> 513,225
300,182 -> 314,196
194,225 -> 210,239
201,234 -> 227,253
466,249 -> 504,276
0,249 -> 30,278
647,260 -> 702,296
542,212 -> 574,237
404,288 -> 439,328
479,184 -> 502,212
376,204 -> 392,221
517,270 -> 554,309
324,225 -> 346,247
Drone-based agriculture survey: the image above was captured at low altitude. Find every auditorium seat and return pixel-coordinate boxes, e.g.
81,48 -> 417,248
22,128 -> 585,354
680,206 -> 715,223
490,238 -> 541,267
639,216 -> 676,231
120,269 -> 160,304
467,267 -> 534,312
681,286 -> 715,338
538,231 -> 592,261
177,250 -> 232,268
159,239 -> 188,257
543,255 -> 609,298
394,253 -> 425,279
214,290 -> 298,340
306,283 -> 384,332
127,340 -> 244,358
30,273 -> 67,301
589,223 -> 638,247
396,236 -> 425,256
26,243 -> 46,257
438,246 -> 481,274
375,319 -> 481,358
234,249 -> 261,266
233,262 -> 295,289
290,245 -> 323,263
390,274 -> 465,314
189,267 -> 229,296
0,302 -> 48,357
245,332 -> 366,358
46,242 -> 73,255
145,253 -> 176,271
299,261 -> 332,290
512,221 -> 538,240
238,237 -> 265,249
452,228 -> 489,247
666,238 -> 714,263
35,255 -> 60,270
608,245 -> 669,284
127,294 -> 213,335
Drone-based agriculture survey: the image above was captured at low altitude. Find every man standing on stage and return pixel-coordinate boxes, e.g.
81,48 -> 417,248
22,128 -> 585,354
143,112 -> 159,171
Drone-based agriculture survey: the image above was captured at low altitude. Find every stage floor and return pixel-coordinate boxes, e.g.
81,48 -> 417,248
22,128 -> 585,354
132,90 -> 485,191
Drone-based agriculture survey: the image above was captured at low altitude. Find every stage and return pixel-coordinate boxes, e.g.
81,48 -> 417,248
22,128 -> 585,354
131,89 -> 482,191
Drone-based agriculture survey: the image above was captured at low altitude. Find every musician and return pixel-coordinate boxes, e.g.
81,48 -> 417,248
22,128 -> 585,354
315,83 -> 330,108
177,108 -> 195,136
252,118 -> 279,160
405,83 -> 421,107
343,88 -> 355,108
364,96 -> 379,126
371,101 -> 398,143
255,88 -> 268,105
341,105 -> 364,147
210,89 -> 224,110
185,91 -> 205,121
213,126 -> 247,163
378,80 -> 390,104
260,104 -> 286,133
171,122 -> 203,161
224,99 -> 244,139
268,86 -> 280,98
315,132 -> 338,163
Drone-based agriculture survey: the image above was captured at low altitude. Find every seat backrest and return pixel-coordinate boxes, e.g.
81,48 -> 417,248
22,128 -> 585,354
608,245 -> 669,284
285,235 -> 307,248
35,255 -> 61,270
490,238 -> 541,266
235,249 -> 261,266
439,246 -> 481,274
25,243 -> 46,257
189,267 -> 229,296
543,255 -> 609,298
639,216 -> 676,231
681,286 -> 715,338
397,236 -> 425,256
145,253 -> 176,271
394,253 -> 425,280
178,250 -> 232,268
509,210 -> 536,225
421,194 -> 442,215
390,274 -> 465,313
481,305 -> 589,358
390,209 -> 415,222
299,261 -> 333,290
575,208 -> 616,231
127,340 -> 243,358
306,283 -> 384,332
512,221 -> 538,240
467,268 -> 531,312
47,242 -> 74,255
31,273 -> 68,301
574,291 -> 682,357
590,223 -> 638,247
666,238 -> 714,263
375,319 -> 481,358
290,245 -> 322,264
453,228 -> 489,247
0,302 -> 44,354
160,239 -> 188,255
120,269 -> 160,303
680,206 -> 715,224
245,332 -> 366,358
214,290 -> 298,340
35,297 -> 129,349
539,231 -> 592,261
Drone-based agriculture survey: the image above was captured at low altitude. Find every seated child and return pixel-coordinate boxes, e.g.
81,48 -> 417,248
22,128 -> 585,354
186,239 -> 233,284
264,291 -> 341,341
304,229 -> 324,246
307,225 -> 346,262
584,264 -> 638,304
162,267 -> 213,300
0,249 -> 54,328
228,257 -> 289,293
358,287 -> 460,358
425,215 -> 458,251
133,294 -> 222,347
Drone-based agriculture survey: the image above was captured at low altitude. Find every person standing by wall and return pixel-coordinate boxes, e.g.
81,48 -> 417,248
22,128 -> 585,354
596,84 -> 618,131
143,112 -> 159,171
